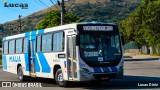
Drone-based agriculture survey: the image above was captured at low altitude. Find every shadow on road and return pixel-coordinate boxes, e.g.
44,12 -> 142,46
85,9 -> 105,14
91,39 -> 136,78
24,75 -> 160,89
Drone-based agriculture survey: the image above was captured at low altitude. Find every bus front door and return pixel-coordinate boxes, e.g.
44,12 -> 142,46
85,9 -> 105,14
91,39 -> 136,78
67,35 -> 77,80
29,40 -> 36,76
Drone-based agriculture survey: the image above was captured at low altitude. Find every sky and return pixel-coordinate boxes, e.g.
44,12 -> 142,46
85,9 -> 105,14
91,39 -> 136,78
0,0 -> 57,24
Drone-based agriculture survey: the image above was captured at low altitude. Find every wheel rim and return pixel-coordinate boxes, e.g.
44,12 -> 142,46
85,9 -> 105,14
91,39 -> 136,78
58,73 -> 63,81
57,70 -> 66,86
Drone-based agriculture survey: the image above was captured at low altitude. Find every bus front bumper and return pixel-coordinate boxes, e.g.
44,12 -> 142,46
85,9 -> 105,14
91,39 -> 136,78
78,68 -> 123,81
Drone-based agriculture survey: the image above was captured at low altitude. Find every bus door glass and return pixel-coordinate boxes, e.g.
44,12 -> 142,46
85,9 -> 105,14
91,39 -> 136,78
67,35 -> 77,80
29,40 -> 36,75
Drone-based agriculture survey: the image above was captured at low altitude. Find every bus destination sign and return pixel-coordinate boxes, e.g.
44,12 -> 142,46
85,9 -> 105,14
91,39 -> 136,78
83,26 -> 113,31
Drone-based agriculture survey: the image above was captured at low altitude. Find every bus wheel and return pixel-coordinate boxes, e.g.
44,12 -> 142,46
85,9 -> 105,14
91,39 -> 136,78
17,66 -> 28,81
55,69 -> 67,87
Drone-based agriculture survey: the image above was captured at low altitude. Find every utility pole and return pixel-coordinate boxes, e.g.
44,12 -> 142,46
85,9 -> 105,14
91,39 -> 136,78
58,0 -> 65,25
61,0 -> 65,25
18,15 -> 22,34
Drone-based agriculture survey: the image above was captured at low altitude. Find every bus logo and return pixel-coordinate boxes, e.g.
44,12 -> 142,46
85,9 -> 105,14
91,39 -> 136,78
9,56 -> 21,62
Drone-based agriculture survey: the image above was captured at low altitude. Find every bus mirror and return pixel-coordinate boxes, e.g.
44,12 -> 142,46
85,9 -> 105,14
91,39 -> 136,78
76,35 -> 79,45
121,36 -> 125,45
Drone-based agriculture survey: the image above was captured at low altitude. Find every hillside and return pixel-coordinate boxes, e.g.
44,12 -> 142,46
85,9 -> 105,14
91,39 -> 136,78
0,0 -> 141,38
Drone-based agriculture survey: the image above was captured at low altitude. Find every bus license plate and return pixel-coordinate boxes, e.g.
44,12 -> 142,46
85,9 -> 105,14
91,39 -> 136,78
101,77 -> 109,80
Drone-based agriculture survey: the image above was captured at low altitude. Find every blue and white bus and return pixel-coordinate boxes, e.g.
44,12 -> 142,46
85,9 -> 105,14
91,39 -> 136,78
2,22 -> 123,87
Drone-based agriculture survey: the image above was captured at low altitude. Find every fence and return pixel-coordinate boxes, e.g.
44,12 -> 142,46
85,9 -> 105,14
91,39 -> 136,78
123,41 -> 140,55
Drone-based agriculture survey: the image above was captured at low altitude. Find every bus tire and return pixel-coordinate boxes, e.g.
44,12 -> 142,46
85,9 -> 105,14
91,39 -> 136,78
55,68 -> 67,87
17,66 -> 28,81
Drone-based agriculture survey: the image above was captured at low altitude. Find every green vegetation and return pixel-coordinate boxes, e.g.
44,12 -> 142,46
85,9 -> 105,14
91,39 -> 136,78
37,11 -> 80,29
71,0 -> 140,23
0,0 -> 140,37
119,0 -> 160,54
0,60 -> 2,65
0,0 -> 142,52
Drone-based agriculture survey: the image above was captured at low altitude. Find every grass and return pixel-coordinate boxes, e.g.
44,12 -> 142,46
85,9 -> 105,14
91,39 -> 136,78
0,60 -> 2,65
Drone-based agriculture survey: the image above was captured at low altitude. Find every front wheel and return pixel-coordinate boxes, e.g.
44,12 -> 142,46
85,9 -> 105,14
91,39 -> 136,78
17,66 -> 29,81
55,69 -> 67,87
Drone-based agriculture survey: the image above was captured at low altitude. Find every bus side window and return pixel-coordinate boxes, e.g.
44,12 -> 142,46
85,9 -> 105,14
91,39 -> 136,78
36,36 -> 41,52
16,38 -> 23,54
3,41 -> 8,54
42,33 -> 52,52
53,32 -> 64,52
9,40 -> 15,54
23,37 -> 28,53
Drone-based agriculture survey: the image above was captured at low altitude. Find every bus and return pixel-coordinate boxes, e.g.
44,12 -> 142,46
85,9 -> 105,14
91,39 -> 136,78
2,22 -> 124,87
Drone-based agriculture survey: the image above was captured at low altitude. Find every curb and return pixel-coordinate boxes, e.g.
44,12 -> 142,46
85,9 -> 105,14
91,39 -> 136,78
124,58 -> 160,61
0,65 -> 2,68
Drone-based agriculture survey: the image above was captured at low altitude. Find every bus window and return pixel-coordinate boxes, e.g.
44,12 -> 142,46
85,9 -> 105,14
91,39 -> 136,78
16,38 -> 23,54
9,40 -> 15,54
42,33 -> 52,52
36,35 -> 41,52
3,41 -> 8,54
53,32 -> 64,52
80,33 -> 121,62
23,37 -> 28,53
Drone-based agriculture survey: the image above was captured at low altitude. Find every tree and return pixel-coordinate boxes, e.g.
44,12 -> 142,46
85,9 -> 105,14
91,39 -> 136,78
37,11 -> 80,29
119,0 -> 160,54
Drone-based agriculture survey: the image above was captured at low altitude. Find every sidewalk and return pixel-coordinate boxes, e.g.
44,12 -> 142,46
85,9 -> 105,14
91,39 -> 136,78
124,53 -> 160,61
0,65 -> 2,68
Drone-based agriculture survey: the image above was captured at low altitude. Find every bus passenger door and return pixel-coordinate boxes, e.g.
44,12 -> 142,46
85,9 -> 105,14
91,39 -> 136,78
29,40 -> 36,75
67,35 -> 77,80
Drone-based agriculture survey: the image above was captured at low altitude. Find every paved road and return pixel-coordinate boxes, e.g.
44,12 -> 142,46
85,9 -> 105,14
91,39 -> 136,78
0,60 -> 160,90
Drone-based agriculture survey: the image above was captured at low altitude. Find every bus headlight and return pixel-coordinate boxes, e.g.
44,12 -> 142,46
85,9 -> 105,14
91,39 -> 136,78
82,67 -> 90,73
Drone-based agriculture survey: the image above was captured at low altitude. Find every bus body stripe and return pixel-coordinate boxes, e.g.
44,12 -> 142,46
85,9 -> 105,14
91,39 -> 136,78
93,67 -> 117,73
93,67 -> 102,73
2,55 -> 7,70
110,66 -> 118,72
31,31 -> 36,40
37,53 -> 51,73
35,55 -> 40,72
25,32 -> 30,37
24,54 -> 29,71
3,37 -> 6,41
101,67 -> 110,72
25,32 -> 30,71
38,29 -> 44,34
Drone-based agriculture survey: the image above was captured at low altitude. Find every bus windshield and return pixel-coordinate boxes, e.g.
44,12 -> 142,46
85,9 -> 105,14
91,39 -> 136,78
79,32 -> 122,64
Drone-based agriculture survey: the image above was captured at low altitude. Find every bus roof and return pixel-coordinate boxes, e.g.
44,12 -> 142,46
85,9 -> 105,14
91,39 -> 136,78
2,22 -> 117,41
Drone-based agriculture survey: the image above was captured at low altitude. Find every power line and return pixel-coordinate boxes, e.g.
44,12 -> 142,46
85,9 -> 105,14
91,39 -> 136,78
50,0 -> 60,10
65,0 -> 77,11
38,0 -> 53,11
